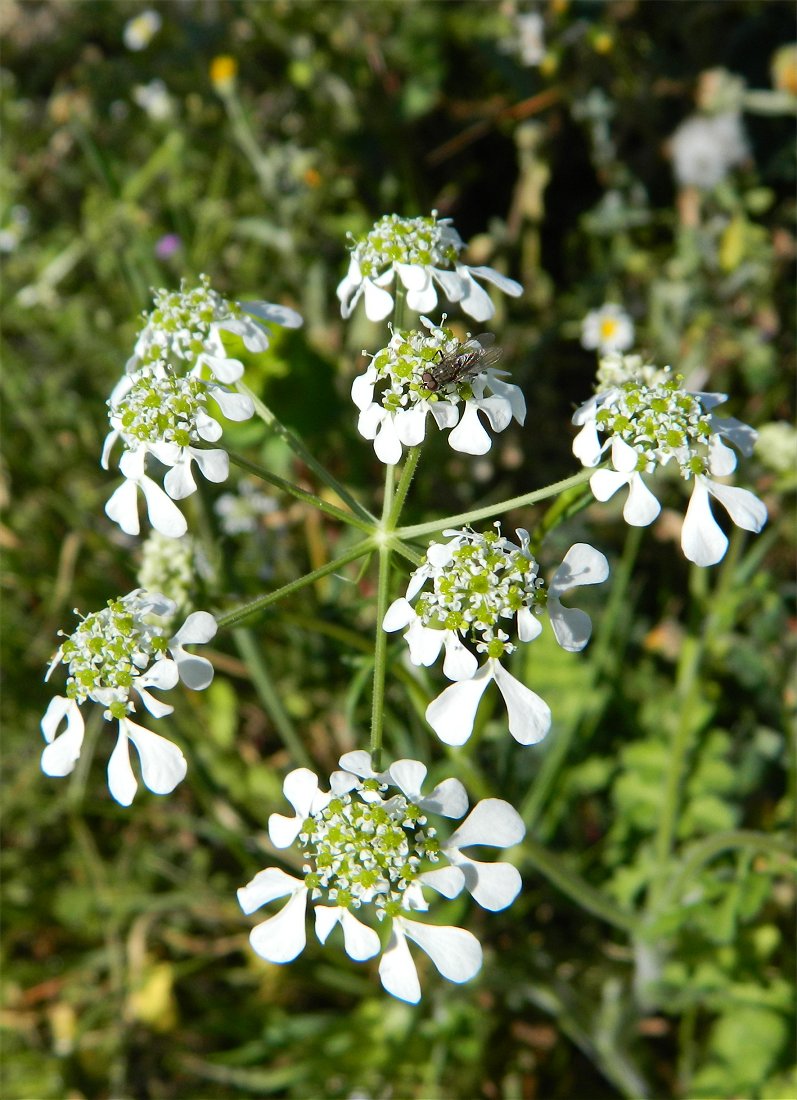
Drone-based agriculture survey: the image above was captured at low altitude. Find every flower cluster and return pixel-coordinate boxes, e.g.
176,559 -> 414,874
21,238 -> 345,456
337,212 -> 522,323
41,590 -> 216,805
238,754 -> 525,1003
102,276 -> 301,538
384,527 -> 608,746
572,356 -> 766,565
352,317 -> 525,464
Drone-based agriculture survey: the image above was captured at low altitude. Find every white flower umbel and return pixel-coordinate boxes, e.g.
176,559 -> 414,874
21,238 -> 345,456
384,527 -> 608,746
238,755 -> 525,1003
130,274 -> 302,382
337,212 -> 522,323
40,590 -> 216,805
215,480 -> 278,536
572,357 -> 766,566
581,304 -> 635,355
123,9 -> 161,51
352,318 -> 525,465
102,358 -> 254,537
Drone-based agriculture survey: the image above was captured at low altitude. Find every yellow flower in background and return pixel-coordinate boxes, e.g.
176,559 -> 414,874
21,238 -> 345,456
771,44 -> 797,96
210,55 -> 238,95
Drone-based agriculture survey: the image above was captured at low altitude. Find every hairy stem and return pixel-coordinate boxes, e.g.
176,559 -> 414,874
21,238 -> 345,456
369,465 -> 396,771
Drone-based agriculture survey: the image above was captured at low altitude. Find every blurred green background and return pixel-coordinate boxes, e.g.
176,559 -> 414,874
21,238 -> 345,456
1,2 -> 795,1098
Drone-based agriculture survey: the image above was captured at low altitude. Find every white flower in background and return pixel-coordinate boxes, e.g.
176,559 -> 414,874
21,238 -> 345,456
670,112 -> 749,190
215,480 -> 279,536
238,755 -> 525,1003
102,358 -> 254,537
581,304 -> 635,355
755,421 -> 797,476
138,531 -> 203,612
123,9 -> 162,51
337,212 -> 522,323
515,12 -> 546,67
40,590 -> 216,805
572,357 -> 766,566
132,79 -> 173,122
130,274 -> 303,382
352,317 -> 525,465
384,527 -> 608,746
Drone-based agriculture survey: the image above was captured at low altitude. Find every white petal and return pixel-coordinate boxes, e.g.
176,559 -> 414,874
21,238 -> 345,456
100,429 -> 119,470
283,767 -> 321,818
517,607 -> 542,643
395,262 -> 428,290
713,415 -> 757,456
140,476 -> 188,537
425,663 -> 494,746
491,660 -> 551,745
249,889 -> 308,963
351,371 -> 376,412
40,697 -> 85,777
623,473 -> 661,526
417,865 -> 466,899
405,619 -> 445,667
706,478 -> 767,533
373,415 -> 403,465
431,267 -> 467,303
268,812 -> 304,849
137,658 -> 179,693
548,599 -> 593,652
241,300 -> 303,329
195,409 -> 223,443
172,611 -> 217,646
105,478 -> 141,536
339,910 -> 381,961
337,750 -> 379,780
357,402 -> 384,441
573,420 -> 604,468
549,543 -> 610,596
485,375 -> 526,425
379,926 -> 421,1003
394,405 -> 428,447
447,853 -> 522,911
401,917 -> 483,984
218,317 -> 270,353
121,715 -> 187,796
448,798 -> 525,849
237,867 -> 305,913
467,265 -> 523,297
107,723 -> 138,806
313,905 -> 341,945
197,353 -> 244,384
708,435 -> 738,477
455,271 -> 495,323
387,759 -> 427,801
429,401 -> 460,430
417,776 -> 469,819
681,477 -> 728,566
442,633 -> 478,681
473,395 -> 513,434
336,255 -> 363,313
448,403 -> 492,455
383,597 -> 416,632
612,436 -> 639,473
133,684 -> 175,719
191,447 -> 229,485
210,387 -> 255,422
164,458 -> 197,501
590,467 -> 629,503
362,278 -> 395,322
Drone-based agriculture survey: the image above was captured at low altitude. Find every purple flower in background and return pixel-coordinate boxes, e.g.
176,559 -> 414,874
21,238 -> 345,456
155,234 -> 182,260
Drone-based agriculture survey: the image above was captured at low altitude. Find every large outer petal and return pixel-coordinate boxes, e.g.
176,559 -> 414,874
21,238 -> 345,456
119,716 -> 187,799
379,926 -> 421,1003
446,853 -> 522,911
547,599 -> 593,652
383,597 -> 416,633
425,663 -> 494,745
362,278 -> 395,322
237,867 -> 305,914
491,660 -> 551,745
706,479 -> 767,533
314,907 -> 380,961
107,722 -> 139,806
401,917 -> 483,984
417,866 -> 466,899
446,798 -> 525,849
140,476 -> 188,537
105,477 -> 141,536
681,477 -> 727,566
455,271 -> 495,322
549,543 -> 609,596
442,634 -> 478,682
448,403 -> 493,455
249,889 -> 308,963
240,300 -> 303,329
40,697 -> 85,777
404,619 -> 445,667
373,414 -> 403,465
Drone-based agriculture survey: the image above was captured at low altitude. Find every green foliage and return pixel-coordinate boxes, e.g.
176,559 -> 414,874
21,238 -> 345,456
2,2 -> 794,1099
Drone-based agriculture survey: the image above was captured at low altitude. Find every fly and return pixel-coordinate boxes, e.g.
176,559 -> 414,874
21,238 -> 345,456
420,334 -> 503,392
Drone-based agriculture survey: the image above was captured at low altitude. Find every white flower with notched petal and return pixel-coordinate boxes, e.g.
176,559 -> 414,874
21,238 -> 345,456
572,355 -> 766,566
384,526 -> 608,747
352,317 -> 525,465
40,590 -> 216,805
337,212 -> 522,323
581,304 -> 635,355
238,755 -> 525,1003
129,274 -> 302,382
102,357 -> 254,538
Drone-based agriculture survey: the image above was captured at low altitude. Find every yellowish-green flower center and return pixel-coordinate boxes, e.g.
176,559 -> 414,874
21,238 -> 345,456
354,214 -> 461,279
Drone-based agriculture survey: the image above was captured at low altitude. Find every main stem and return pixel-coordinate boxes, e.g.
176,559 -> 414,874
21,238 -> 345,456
370,464 -> 396,771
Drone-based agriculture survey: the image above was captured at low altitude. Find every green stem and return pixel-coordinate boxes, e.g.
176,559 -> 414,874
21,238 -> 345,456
388,446 -> 422,528
395,468 -> 593,540
226,449 -> 372,532
233,628 -> 313,769
528,481 -> 596,557
215,540 -> 372,629
237,381 -> 375,523
370,465 -> 396,771
522,836 -> 637,933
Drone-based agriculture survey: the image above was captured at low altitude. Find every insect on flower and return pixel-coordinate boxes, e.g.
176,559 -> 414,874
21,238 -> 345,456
421,334 -> 503,392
